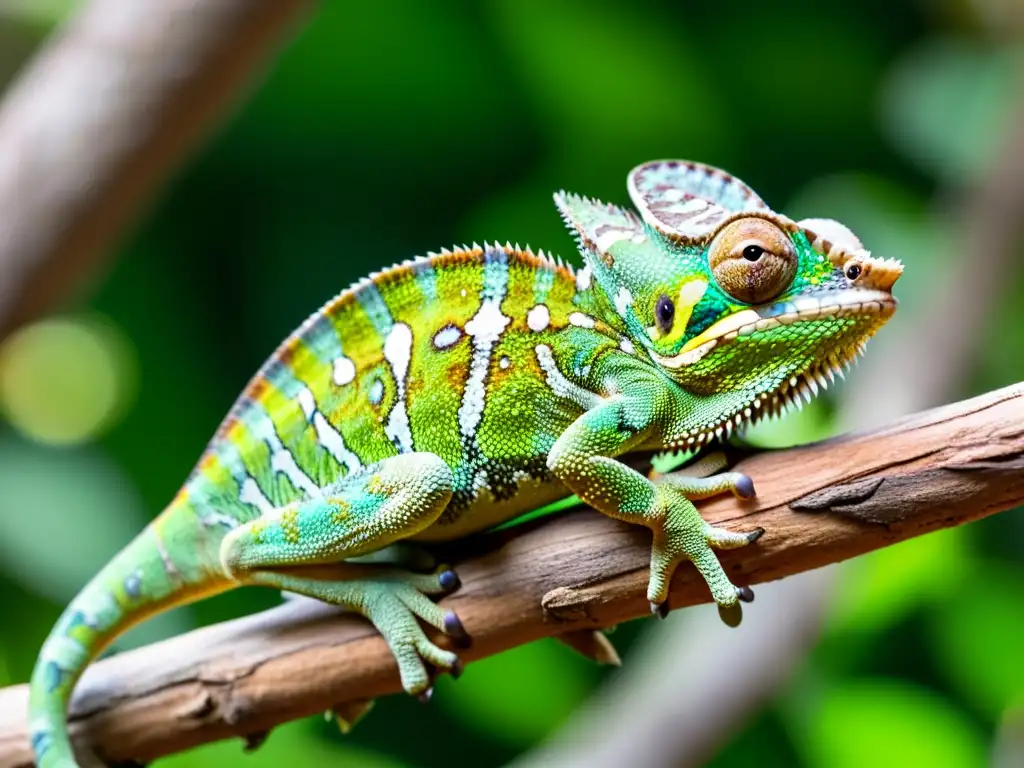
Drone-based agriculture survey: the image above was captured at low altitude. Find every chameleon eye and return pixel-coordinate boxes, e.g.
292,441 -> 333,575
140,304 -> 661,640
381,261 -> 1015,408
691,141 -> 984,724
655,293 -> 675,334
742,245 -> 764,261
708,217 -> 797,304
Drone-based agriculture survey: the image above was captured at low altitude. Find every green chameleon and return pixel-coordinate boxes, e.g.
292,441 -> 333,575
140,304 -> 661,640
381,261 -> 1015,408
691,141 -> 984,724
29,160 -> 902,767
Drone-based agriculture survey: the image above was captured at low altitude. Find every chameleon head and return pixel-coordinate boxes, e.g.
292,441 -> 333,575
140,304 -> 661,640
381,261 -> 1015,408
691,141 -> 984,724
556,160 -> 903,447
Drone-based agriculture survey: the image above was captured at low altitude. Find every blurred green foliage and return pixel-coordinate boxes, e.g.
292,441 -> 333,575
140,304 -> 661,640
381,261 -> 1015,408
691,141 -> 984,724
0,1 -> 1022,766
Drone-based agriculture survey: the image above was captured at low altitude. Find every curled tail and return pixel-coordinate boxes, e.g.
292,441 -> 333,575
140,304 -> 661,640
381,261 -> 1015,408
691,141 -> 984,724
28,499 -> 232,768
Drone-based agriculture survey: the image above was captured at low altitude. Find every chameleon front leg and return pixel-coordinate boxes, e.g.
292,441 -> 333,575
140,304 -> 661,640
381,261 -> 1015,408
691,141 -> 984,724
219,453 -> 467,698
548,398 -> 762,626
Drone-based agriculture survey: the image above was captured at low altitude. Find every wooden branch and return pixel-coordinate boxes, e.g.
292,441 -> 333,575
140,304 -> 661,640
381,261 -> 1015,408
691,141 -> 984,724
1,382 -> 1022,766
0,0 -> 314,340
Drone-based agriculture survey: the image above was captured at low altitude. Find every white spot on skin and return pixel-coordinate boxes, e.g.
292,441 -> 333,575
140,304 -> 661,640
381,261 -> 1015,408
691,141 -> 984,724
384,323 -> 412,384
460,289 -> 467,297
459,301 -> 511,440
271,448 -> 320,496
535,344 -> 601,410
527,304 -> 550,332
620,337 -> 636,354
368,378 -> 385,405
314,412 -> 361,474
383,322 -> 414,453
569,312 -> 595,329
333,356 -> 356,386
499,356 -> 510,370
240,477 -> 274,514
248,408 -> 320,496
432,324 -> 462,349
595,228 -> 633,252
576,265 -> 592,292
296,387 -> 316,420
614,287 -> 633,317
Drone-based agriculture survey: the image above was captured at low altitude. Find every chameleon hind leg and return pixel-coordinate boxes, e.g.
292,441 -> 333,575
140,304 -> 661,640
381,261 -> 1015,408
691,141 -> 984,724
220,452 -> 467,697
548,399 -> 763,626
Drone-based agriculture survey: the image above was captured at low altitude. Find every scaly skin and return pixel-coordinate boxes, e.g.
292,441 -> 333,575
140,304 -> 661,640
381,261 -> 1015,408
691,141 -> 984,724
28,160 -> 903,767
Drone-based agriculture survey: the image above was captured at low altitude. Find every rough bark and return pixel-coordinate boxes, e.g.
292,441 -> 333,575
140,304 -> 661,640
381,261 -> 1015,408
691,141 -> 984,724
0,382 -> 1021,767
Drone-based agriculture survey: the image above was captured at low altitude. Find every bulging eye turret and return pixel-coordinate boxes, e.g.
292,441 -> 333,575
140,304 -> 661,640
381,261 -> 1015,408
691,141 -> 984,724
655,293 -> 675,334
708,217 -> 797,304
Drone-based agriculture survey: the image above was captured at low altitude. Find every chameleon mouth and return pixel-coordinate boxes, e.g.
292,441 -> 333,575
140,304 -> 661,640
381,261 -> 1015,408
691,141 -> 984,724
660,337 -> 872,452
656,289 -> 897,452
650,288 -> 897,370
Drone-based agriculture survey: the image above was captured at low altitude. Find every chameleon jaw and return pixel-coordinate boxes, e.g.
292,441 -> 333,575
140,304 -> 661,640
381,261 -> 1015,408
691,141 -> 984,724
649,288 -> 897,370
659,338 -> 871,454
653,288 -> 897,453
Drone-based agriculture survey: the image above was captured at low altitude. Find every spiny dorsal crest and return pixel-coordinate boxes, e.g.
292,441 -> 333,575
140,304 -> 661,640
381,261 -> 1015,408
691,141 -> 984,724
552,190 -> 643,259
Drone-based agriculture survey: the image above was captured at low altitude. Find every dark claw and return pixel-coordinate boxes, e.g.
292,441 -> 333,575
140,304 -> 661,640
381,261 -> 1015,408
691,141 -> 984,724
650,600 -> 669,619
417,687 -> 434,703
718,602 -> 743,627
449,658 -> 464,680
746,527 -> 765,544
443,610 -> 471,647
734,474 -> 755,499
438,568 -> 461,592
737,585 -> 755,603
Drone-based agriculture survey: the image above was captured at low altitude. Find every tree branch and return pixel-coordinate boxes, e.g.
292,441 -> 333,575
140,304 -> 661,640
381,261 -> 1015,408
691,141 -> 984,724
0,382 -> 1021,767
0,0 -> 315,340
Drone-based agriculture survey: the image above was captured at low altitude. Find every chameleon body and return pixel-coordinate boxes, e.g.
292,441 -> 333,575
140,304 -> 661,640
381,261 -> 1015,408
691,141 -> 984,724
28,161 -> 902,767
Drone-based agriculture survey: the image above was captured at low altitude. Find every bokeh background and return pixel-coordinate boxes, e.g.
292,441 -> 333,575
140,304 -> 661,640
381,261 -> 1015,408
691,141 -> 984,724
1,1 -> 1022,766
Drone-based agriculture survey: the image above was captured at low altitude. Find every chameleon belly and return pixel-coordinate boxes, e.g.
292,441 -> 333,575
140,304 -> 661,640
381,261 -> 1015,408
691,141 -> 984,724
184,243 -> 616,540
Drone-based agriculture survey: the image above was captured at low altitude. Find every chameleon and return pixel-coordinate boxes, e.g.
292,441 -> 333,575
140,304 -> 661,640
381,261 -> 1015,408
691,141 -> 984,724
28,160 -> 902,767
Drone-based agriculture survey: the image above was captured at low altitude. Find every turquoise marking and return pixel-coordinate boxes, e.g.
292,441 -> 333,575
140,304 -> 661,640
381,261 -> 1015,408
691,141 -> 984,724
356,282 -> 394,336
532,261 -> 555,306
481,247 -> 509,302
411,259 -> 438,303
220,443 -> 252,488
264,359 -> 304,399
302,313 -> 344,364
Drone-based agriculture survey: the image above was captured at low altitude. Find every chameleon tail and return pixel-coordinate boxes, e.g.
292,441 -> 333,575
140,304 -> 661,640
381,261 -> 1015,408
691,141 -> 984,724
27,497 -> 231,768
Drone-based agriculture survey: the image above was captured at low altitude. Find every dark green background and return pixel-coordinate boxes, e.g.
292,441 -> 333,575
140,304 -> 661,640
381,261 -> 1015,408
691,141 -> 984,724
1,2 -> 1021,766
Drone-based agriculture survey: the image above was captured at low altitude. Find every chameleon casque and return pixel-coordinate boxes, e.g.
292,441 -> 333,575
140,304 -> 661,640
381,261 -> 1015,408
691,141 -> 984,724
29,160 -> 902,767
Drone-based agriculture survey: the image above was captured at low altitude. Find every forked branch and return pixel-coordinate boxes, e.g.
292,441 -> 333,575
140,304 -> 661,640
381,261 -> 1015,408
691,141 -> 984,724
0,382 -> 1021,767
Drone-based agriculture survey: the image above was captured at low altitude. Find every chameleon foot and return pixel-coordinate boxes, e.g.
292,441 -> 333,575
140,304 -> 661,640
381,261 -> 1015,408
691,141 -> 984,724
243,570 -> 466,697
645,473 -> 762,625
391,563 -> 462,597
351,579 -> 467,696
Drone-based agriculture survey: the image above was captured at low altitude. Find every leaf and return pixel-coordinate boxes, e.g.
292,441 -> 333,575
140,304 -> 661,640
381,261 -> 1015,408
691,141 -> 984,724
793,678 -> 987,768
